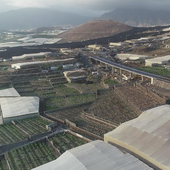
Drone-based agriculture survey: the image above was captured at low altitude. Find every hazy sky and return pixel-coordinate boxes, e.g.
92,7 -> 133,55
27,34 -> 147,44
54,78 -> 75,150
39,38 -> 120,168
0,0 -> 170,15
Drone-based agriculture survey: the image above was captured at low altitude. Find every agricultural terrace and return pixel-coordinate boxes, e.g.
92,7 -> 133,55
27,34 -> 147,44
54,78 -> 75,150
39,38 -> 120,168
46,104 -> 114,137
66,82 -> 103,93
137,66 -> 170,77
15,117 -> 52,136
0,123 -> 27,146
87,90 -> 138,124
45,93 -> 96,110
74,116 -> 114,137
54,84 -> 80,96
47,104 -> 91,122
6,140 -> 58,170
0,156 -> 8,170
49,132 -> 87,154
115,86 -> 161,111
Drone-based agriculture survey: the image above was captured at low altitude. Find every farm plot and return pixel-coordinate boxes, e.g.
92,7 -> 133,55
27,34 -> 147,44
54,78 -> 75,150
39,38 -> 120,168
45,97 -> 67,110
66,82 -> 104,93
47,104 -> 91,122
87,90 -> 138,124
0,156 -> 8,170
115,86 -> 161,111
15,117 -> 52,136
6,140 -> 58,170
45,94 -> 95,111
74,116 -> 114,137
35,89 -> 57,98
49,132 -> 87,154
54,84 -> 80,96
0,123 -> 27,146
12,75 -> 38,82
66,93 -> 96,105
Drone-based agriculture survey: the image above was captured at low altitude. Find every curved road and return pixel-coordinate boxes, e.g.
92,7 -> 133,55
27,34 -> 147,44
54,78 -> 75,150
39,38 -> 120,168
89,56 -> 170,81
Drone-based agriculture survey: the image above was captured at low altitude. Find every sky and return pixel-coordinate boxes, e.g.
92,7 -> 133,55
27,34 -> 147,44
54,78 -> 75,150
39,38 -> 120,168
0,0 -> 170,16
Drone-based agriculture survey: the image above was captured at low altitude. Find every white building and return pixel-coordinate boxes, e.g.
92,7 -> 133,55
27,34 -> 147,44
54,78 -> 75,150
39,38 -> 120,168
12,52 -> 52,61
116,54 -> 150,61
145,55 -> 170,66
32,140 -> 153,170
0,96 -> 39,124
11,58 -> 75,69
105,105 -> 170,170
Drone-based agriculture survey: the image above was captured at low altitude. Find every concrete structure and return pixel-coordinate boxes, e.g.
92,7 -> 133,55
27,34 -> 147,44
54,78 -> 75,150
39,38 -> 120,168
145,55 -> 170,66
0,88 -> 20,97
63,70 -> 88,83
105,105 -> 170,170
11,58 -> 75,69
12,52 -> 52,60
0,97 -> 39,124
89,56 -> 170,84
116,54 -> 150,61
32,140 -> 153,170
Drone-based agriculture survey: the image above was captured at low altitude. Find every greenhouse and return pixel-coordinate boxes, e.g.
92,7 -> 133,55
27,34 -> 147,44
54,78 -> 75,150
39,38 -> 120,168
32,140 -> 153,170
105,105 -> 170,170
0,96 -> 39,123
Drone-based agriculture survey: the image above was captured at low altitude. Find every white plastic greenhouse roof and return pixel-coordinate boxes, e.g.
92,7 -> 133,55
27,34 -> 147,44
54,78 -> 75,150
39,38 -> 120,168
12,52 -> 52,60
0,97 -> 39,118
32,140 -> 153,170
11,58 -> 75,69
145,55 -> 170,63
104,105 -> 170,170
0,88 -> 20,97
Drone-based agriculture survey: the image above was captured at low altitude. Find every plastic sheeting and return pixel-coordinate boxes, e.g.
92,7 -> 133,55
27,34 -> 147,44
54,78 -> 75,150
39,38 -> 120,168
0,88 -> 20,97
105,105 -> 170,170
32,140 -> 153,170
0,97 -> 39,118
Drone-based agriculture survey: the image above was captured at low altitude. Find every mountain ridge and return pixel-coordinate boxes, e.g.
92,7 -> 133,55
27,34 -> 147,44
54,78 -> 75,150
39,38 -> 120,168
100,8 -> 170,27
0,8 -> 91,30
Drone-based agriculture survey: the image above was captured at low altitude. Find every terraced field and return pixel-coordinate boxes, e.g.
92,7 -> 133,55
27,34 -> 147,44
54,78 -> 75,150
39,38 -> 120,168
47,104 -> 91,122
87,90 -> 138,124
115,86 -> 161,111
6,140 -> 58,170
45,93 -> 96,111
66,82 -> 103,93
0,156 -> 8,170
0,123 -> 27,146
49,132 -> 87,154
15,117 -> 52,136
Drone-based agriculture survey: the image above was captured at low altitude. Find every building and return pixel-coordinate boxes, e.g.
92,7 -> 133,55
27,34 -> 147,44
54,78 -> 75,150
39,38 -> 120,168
62,64 -> 74,70
115,54 -> 150,61
12,52 -> 52,61
0,96 -> 39,124
104,105 -> 170,170
60,48 -> 73,54
32,140 -> 153,170
87,44 -> 102,51
145,55 -> 170,66
11,58 -> 75,69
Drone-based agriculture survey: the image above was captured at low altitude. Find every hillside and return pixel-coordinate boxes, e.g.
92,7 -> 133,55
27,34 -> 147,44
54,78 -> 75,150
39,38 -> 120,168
0,8 -> 90,30
100,8 -> 170,27
58,20 -> 132,42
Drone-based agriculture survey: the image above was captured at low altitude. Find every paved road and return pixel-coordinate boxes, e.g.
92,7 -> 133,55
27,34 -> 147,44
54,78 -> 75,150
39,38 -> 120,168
89,56 -> 170,81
